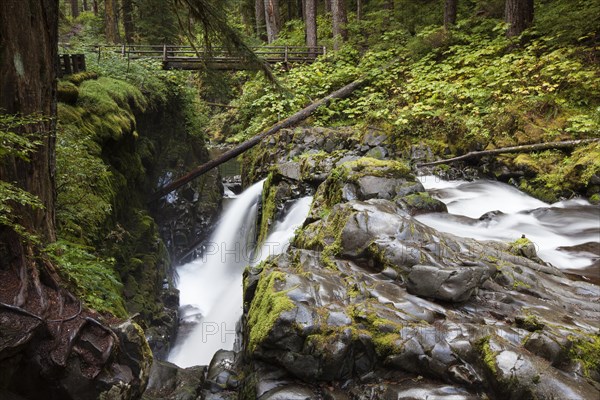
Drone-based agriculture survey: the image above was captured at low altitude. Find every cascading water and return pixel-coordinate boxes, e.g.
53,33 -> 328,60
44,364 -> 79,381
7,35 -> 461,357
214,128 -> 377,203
167,179 -> 312,367
168,180 -> 264,367
415,176 -> 600,274
254,196 -> 313,264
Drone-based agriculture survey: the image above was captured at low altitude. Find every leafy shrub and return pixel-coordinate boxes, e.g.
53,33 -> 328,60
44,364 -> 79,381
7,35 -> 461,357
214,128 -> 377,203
46,240 -> 127,317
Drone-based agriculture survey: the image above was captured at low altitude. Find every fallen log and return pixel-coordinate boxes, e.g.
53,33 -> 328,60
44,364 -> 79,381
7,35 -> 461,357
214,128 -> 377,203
150,77 -> 365,201
416,138 -> 600,168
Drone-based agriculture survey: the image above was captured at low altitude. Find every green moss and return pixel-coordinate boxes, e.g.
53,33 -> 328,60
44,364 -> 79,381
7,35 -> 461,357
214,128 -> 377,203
294,203 -> 353,258
257,172 -> 276,246
57,81 -> 79,104
373,333 -> 403,356
515,313 -> 545,332
67,71 -> 98,85
569,334 -> 600,377
246,271 -> 296,352
476,336 -> 498,375
590,193 -> 600,204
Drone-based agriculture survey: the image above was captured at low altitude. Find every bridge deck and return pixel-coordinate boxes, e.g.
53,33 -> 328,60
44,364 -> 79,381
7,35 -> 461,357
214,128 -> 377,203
89,45 -> 326,70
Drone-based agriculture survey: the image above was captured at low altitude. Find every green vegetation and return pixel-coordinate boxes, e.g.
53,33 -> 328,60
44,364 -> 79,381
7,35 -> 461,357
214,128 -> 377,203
0,113 -> 45,242
246,270 -> 296,352
46,240 -> 127,317
477,335 -> 499,375
206,0 -> 599,201
569,334 -> 600,378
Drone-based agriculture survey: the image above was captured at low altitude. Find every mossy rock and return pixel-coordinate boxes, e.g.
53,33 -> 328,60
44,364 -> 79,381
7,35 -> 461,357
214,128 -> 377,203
246,270 -> 296,352
399,192 -> 448,215
67,71 -> 98,85
57,81 -> 79,105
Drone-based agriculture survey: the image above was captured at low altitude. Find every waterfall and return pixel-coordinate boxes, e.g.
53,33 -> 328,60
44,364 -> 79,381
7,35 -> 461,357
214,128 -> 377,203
167,179 -> 313,367
168,180 -> 264,367
415,176 -> 600,271
254,196 -> 313,264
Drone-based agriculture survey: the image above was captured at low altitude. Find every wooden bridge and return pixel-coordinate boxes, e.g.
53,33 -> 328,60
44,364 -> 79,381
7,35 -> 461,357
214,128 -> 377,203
92,45 -> 326,70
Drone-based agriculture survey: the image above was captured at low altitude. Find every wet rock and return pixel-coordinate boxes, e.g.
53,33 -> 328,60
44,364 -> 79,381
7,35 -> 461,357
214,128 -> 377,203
407,264 -> 492,302
398,192 -> 448,215
144,360 -> 205,400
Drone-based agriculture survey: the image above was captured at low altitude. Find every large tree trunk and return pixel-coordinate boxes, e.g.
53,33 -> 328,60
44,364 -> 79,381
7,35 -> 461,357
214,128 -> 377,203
122,0 -> 134,43
104,0 -> 120,43
505,0 -> 534,37
331,0 -> 347,50
70,0 -> 80,18
264,0 -> 281,43
444,0 -> 457,27
0,0 -> 58,248
255,0 -> 267,41
305,0 -> 317,51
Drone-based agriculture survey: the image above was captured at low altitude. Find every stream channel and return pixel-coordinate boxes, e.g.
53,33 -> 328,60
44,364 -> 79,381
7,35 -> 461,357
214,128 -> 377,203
167,172 -> 599,368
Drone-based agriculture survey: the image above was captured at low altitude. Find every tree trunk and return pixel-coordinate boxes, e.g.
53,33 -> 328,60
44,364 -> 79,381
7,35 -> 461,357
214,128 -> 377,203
505,0 -> 534,37
417,139 -> 599,167
298,0 -> 304,20
356,0 -> 362,21
70,0 -> 80,18
0,0 -> 58,247
255,0 -> 267,40
305,0 -> 317,52
331,0 -> 347,50
82,0 -> 88,12
264,0 -> 281,43
383,0 -> 393,26
93,0 -> 98,15
151,77 -> 366,200
122,0 -> 134,43
104,0 -> 120,43
444,0 -> 457,27
324,0 -> 331,13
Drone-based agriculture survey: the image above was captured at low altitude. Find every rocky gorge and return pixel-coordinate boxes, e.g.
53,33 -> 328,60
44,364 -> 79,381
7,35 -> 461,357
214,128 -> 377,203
145,127 -> 600,399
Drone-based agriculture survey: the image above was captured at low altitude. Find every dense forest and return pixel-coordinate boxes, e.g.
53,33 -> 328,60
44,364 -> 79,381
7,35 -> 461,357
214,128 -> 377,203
0,0 -> 599,399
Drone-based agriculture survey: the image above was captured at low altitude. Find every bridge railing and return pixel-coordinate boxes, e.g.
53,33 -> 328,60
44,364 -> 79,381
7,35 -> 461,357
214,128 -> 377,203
90,44 -> 326,66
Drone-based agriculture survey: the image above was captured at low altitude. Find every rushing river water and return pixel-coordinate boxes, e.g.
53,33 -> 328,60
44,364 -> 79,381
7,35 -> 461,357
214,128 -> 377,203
168,174 -> 598,367
416,176 -> 600,277
168,178 -> 312,367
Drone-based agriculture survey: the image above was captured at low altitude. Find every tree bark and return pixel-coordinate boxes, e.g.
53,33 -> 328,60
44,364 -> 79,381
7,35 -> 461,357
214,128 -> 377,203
416,139 -> 599,167
505,0 -> 534,37
93,0 -> 98,15
356,0 -> 362,21
0,0 -> 58,247
331,0 -> 348,50
255,0 -> 267,40
444,0 -> 457,27
151,77 -> 366,200
70,0 -> 80,18
82,0 -> 88,12
104,0 -> 120,43
264,0 -> 281,43
305,0 -> 317,52
122,0 -> 134,43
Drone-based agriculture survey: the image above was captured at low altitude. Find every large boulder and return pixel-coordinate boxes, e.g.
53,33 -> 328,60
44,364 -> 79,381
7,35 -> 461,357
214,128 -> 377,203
239,153 -> 600,399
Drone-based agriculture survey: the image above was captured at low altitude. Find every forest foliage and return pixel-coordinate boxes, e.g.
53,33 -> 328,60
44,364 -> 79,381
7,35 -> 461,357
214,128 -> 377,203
6,0 -> 596,316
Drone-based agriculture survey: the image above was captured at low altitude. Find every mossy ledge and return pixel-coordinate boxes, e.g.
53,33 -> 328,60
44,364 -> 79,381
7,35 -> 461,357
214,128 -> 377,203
246,270 -> 296,352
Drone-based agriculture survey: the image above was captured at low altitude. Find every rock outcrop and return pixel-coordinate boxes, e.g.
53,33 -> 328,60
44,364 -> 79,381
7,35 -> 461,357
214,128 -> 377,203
238,127 -> 600,400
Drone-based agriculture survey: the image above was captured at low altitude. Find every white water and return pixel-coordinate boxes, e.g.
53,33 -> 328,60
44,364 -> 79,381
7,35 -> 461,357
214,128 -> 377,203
168,180 -> 264,367
167,181 -> 312,367
416,176 -> 600,271
254,196 -> 313,264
